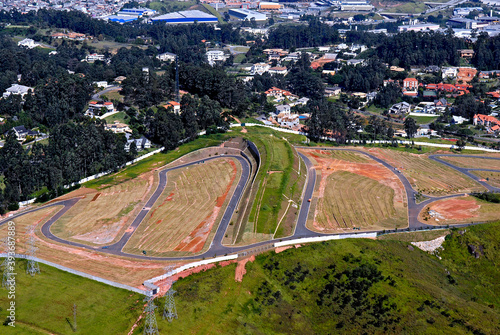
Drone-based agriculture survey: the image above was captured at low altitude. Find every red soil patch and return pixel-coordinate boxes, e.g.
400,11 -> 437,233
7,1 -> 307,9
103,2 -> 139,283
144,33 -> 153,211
90,193 -> 101,202
427,197 -> 480,221
166,192 -> 174,201
275,246 -> 293,253
235,255 -> 255,282
156,219 -> 162,225
148,193 -> 175,220
174,159 -> 238,253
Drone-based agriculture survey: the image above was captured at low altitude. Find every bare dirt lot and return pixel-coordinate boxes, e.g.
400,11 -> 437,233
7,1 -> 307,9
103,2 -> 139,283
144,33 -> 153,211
419,196 -> 500,225
300,149 -> 407,232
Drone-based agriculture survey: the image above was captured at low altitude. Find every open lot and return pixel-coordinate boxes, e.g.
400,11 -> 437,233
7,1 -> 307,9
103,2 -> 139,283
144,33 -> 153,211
364,148 -> 485,195
51,174 -> 156,246
419,195 -> 500,225
300,149 -> 407,232
124,158 -> 241,257
439,156 -> 500,170
471,170 -> 500,187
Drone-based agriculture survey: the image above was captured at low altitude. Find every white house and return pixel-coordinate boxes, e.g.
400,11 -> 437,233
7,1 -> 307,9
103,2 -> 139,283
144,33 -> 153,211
268,66 -> 288,75
93,81 -> 108,88
157,52 -> 176,62
452,115 -> 469,124
206,50 -> 226,66
2,84 -> 33,99
125,134 -> 152,152
442,67 -> 459,79
294,97 -> 310,106
18,38 -> 39,49
277,113 -> 299,128
251,63 -> 270,75
85,53 -> 105,63
276,104 -> 291,115
105,121 -> 132,134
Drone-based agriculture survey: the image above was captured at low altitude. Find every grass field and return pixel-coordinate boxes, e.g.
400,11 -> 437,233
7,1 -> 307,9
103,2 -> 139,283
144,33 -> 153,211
439,156 -> 500,170
471,170 -> 500,187
377,229 -> 450,242
146,1 -> 196,13
316,171 -> 406,230
410,115 -> 439,124
151,221 -> 500,334
0,260 -> 142,335
51,175 -> 155,246
420,195 -> 500,225
103,111 -> 129,125
366,148 -> 485,195
243,129 -> 307,241
124,158 -> 241,256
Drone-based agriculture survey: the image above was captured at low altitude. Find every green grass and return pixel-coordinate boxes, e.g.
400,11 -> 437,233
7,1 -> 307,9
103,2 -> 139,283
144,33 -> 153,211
146,1 -> 196,13
0,259 -> 142,335
201,3 -> 224,23
103,111 -> 129,125
410,115 -> 439,125
155,221 -> 500,334
233,53 -> 246,64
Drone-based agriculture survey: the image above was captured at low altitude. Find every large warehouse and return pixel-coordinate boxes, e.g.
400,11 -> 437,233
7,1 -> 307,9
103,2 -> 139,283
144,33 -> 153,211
151,10 -> 218,24
228,8 -> 268,21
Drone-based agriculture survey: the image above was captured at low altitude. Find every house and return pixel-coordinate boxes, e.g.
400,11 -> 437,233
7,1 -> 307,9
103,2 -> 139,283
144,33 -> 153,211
442,67 -> 459,79
157,52 -> 176,62
434,98 -> 448,107
10,125 -> 38,141
276,104 -> 291,115
416,125 -> 438,137
459,49 -> 475,58
346,59 -> 366,66
456,67 -> 477,83
85,54 -> 105,63
452,115 -> 469,124
206,50 -> 226,66
324,86 -> 341,97
93,81 -> 108,88
425,65 -> 440,73
2,84 -> 33,99
276,113 -> 299,128
114,76 -> 127,84
388,102 -> 411,114
389,66 -> 405,72
18,38 -> 39,49
251,63 -> 270,75
268,66 -> 288,75
403,78 -> 419,96
265,87 -> 293,99
163,101 -> 181,114
295,97 -> 310,106
105,121 -> 132,134
125,134 -> 152,152
473,114 -> 500,130
86,101 -> 115,116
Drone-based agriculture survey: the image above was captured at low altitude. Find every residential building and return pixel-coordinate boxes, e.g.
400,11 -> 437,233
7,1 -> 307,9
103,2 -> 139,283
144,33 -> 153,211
403,78 -> 419,96
85,53 -> 105,63
276,104 -> 291,115
2,84 -> 33,99
9,125 -> 38,141
442,67 -> 459,79
268,66 -> 288,75
86,101 -> 115,116
276,113 -> 299,128
265,87 -> 293,99
93,81 -> 108,88
163,101 -> 181,114
324,86 -> 341,96
18,38 -> 39,49
452,115 -> 469,124
250,63 -> 270,75
295,97 -> 310,106
125,134 -> 152,152
206,50 -> 226,66
105,120 -> 132,134
473,114 -> 500,129
388,102 -> 411,114
157,52 -> 176,62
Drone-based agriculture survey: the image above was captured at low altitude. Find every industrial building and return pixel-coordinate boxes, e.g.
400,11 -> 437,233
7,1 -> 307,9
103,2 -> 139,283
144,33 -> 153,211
106,15 -> 139,24
259,1 -> 282,10
340,0 -> 374,11
151,10 -> 218,24
228,8 -> 268,21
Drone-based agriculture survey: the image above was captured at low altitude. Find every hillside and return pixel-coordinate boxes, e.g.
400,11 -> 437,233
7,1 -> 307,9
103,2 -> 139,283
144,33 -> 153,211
161,223 -> 500,334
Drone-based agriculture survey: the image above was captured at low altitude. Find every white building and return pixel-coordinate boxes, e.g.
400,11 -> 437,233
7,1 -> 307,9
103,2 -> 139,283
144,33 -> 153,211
93,81 -> 108,88
277,113 -> 299,128
251,63 -> 270,75
398,23 -> 440,32
442,67 -> 459,79
18,38 -> 39,49
268,66 -> 288,75
206,50 -> 226,66
276,104 -> 291,114
85,53 -> 105,63
157,52 -> 176,62
2,84 -> 33,99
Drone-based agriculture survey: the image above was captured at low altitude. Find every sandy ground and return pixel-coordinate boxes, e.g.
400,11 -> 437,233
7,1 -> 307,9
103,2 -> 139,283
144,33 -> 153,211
420,197 -> 480,224
235,255 -> 255,282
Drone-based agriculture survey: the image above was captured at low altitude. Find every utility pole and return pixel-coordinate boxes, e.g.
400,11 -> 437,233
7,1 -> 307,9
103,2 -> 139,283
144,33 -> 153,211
25,224 -> 40,276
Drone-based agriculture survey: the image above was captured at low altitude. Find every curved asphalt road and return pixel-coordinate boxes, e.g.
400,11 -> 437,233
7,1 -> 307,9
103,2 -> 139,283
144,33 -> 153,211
1,149 -> 500,261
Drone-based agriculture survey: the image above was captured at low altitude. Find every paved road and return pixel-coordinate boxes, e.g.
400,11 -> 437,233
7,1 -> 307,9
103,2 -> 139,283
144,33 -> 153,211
1,148 -> 500,261
92,85 -> 121,100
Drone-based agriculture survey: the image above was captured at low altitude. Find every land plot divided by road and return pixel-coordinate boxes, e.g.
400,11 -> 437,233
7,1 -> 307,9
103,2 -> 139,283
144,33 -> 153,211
299,148 -> 408,233
439,156 -> 500,170
123,157 -> 241,257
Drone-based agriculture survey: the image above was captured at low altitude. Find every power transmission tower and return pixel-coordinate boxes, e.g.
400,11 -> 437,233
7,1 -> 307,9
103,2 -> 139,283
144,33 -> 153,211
1,238 -> 15,288
25,225 -> 40,276
162,266 -> 177,322
143,294 -> 159,335
175,56 -> 180,103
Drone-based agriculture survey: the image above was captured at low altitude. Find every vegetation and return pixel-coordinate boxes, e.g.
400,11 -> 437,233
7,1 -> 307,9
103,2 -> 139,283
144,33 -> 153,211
472,191 -> 500,203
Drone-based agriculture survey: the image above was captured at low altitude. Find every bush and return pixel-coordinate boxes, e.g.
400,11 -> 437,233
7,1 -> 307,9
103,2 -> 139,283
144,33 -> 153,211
7,203 -> 19,211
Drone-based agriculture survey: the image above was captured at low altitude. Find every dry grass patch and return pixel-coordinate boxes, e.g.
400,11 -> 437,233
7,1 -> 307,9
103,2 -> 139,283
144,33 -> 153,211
365,148 -> 485,195
471,171 -> 500,187
419,196 -> 500,225
124,158 -> 241,257
300,149 -> 407,233
440,156 -> 500,170
51,173 -> 156,245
